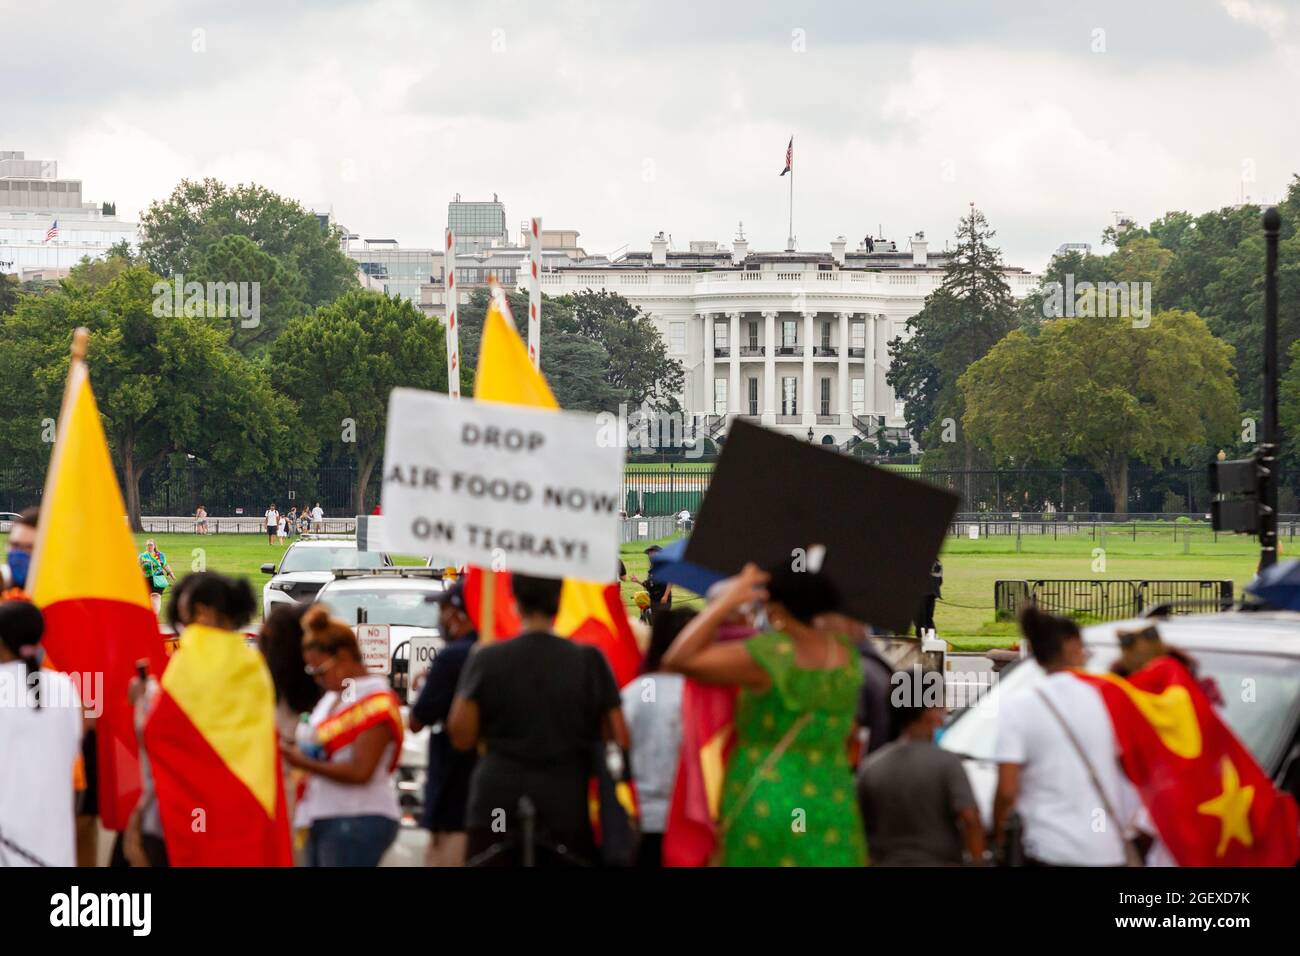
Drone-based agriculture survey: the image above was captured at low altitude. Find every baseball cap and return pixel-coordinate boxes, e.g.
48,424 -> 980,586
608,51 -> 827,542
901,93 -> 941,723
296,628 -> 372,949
427,580 -> 466,610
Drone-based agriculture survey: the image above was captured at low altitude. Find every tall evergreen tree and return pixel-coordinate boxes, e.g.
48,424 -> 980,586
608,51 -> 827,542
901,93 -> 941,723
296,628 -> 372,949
887,205 -> 1018,470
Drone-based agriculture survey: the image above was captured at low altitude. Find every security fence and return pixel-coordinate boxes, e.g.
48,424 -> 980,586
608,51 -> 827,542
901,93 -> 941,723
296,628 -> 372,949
994,578 -> 1234,623
4,459 -> 1300,521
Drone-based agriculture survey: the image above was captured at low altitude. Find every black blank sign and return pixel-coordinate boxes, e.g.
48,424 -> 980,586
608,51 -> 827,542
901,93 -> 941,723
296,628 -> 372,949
684,419 -> 959,633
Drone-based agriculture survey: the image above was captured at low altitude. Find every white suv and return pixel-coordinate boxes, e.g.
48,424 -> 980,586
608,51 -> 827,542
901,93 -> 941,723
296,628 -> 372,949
261,535 -> 391,617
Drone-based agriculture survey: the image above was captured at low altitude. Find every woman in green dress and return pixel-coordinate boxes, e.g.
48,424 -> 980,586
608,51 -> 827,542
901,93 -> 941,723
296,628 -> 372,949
662,562 -> 867,867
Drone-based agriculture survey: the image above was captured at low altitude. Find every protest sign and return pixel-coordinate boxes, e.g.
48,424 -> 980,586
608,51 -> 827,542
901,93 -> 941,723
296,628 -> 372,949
381,388 -> 624,581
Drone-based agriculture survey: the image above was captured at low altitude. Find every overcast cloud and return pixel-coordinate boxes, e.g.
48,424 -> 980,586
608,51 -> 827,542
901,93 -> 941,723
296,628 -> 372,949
5,0 -> 1299,269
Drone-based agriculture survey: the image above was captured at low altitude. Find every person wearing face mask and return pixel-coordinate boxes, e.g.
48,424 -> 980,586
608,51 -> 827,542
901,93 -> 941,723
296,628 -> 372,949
282,605 -> 404,867
856,685 -> 985,866
3,507 -> 38,594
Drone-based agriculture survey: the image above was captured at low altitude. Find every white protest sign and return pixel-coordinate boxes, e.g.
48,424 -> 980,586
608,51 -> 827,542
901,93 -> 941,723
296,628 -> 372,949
406,635 -> 440,705
381,388 -> 625,581
357,624 -> 391,674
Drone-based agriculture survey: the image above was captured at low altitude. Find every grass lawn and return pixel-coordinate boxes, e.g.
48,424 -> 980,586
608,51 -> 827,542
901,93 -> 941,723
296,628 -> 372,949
6,525 -> 1271,643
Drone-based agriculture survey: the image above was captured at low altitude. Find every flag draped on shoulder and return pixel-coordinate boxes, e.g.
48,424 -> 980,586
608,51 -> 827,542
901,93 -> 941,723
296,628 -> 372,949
1072,657 -> 1300,866
663,679 -> 738,866
143,623 -> 293,866
468,287 -> 640,685
29,331 -> 169,831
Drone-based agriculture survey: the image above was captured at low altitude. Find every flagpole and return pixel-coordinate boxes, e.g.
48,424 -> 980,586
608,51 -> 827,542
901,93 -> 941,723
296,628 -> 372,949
788,164 -> 794,251
445,227 -> 460,399
527,216 -> 542,371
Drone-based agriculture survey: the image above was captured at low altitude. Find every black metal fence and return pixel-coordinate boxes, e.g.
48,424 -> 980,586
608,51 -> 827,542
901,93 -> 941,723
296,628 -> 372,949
994,579 -> 1234,623
0,461 -> 378,518
4,458 -> 1298,521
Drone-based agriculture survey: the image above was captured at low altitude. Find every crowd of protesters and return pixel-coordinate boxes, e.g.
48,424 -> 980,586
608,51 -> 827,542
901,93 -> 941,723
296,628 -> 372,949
0,505 -> 1285,868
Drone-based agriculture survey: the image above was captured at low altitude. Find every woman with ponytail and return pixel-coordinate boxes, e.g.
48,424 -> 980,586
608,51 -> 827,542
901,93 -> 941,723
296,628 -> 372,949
281,604 -> 403,867
0,599 -> 84,866
992,603 -> 1136,866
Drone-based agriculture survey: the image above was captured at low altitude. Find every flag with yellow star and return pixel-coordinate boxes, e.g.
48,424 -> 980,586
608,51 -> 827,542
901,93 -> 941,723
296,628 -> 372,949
1074,656 -> 1299,866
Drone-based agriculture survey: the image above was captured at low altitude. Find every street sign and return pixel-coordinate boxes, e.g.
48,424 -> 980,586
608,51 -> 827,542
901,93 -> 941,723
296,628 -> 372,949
406,635 -> 440,705
357,623 -> 391,675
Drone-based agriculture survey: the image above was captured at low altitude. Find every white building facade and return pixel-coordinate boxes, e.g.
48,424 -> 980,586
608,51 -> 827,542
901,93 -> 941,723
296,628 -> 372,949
0,151 -> 136,279
534,233 -> 1037,448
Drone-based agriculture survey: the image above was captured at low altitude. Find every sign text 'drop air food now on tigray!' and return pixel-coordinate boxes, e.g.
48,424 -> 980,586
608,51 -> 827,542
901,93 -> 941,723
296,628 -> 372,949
381,387 -> 625,582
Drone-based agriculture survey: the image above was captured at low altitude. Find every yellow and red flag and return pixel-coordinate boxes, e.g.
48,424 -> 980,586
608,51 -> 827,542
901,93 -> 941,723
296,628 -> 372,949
29,332 -> 169,831
467,289 -> 641,686
663,679 -> 738,866
142,623 -> 293,866
1074,657 -> 1300,866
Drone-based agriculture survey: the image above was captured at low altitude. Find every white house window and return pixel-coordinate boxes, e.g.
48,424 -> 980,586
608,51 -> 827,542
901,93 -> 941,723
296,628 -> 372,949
747,378 -> 759,415
748,321 -> 759,348
781,376 -> 798,415
713,323 -> 728,350
851,322 -> 865,349
819,377 -> 831,415
714,378 -> 728,416
852,378 -> 865,415
669,321 -> 686,354
782,320 -> 798,347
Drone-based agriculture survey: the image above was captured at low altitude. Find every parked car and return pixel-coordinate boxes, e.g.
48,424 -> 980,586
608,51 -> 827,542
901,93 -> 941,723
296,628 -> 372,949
261,534 -> 391,617
939,610 -> 1300,829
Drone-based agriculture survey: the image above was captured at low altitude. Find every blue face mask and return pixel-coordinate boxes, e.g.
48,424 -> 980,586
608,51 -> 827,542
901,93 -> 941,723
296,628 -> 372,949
6,550 -> 31,590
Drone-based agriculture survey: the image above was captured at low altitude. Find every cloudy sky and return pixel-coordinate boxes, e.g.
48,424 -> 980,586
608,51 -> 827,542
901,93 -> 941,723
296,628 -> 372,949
7,0 -> 1299,269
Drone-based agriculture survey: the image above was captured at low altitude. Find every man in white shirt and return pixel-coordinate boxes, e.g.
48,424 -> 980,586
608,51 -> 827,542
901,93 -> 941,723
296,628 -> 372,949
994,605 -> 1135,866
311,503 -> 325,532
265,504 -> 280,545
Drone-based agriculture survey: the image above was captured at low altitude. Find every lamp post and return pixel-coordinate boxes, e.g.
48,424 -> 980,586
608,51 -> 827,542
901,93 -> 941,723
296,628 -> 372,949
1260,207 -> 1281,569
807,427 -> 814,443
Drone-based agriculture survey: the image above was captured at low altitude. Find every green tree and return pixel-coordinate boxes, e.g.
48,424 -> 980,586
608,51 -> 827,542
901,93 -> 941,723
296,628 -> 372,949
191,234 -> 310,352
551,290 -> 685,413
138,179 -> 356,351
268,290 -> 447,514
0,272 -> 18,316
0,265 -> 293,528
887,205 -> 1019,469
457,289 -> 665,413
960,310 -> 1237,514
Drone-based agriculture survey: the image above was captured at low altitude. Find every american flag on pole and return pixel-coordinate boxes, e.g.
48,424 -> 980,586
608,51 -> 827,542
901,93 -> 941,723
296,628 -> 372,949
44,220 -> 59,242
780,137 -> 793,176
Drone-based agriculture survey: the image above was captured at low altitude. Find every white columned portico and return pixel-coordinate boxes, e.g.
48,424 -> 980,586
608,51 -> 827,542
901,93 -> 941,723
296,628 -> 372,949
867,313 -> 878,415
702,312 -> 715,420
728,311 -> 741,417
837,311 -> 850,425
802,311 -> 815,429
762,310 -> 777,424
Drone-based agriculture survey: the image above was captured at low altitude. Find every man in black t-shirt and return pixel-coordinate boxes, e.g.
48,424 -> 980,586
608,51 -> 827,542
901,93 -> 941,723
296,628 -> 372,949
447,573 -> 629,866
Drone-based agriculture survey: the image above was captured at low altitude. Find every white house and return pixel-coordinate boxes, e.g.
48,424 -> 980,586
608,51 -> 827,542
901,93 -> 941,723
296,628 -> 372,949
530,230 -> 1038,449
